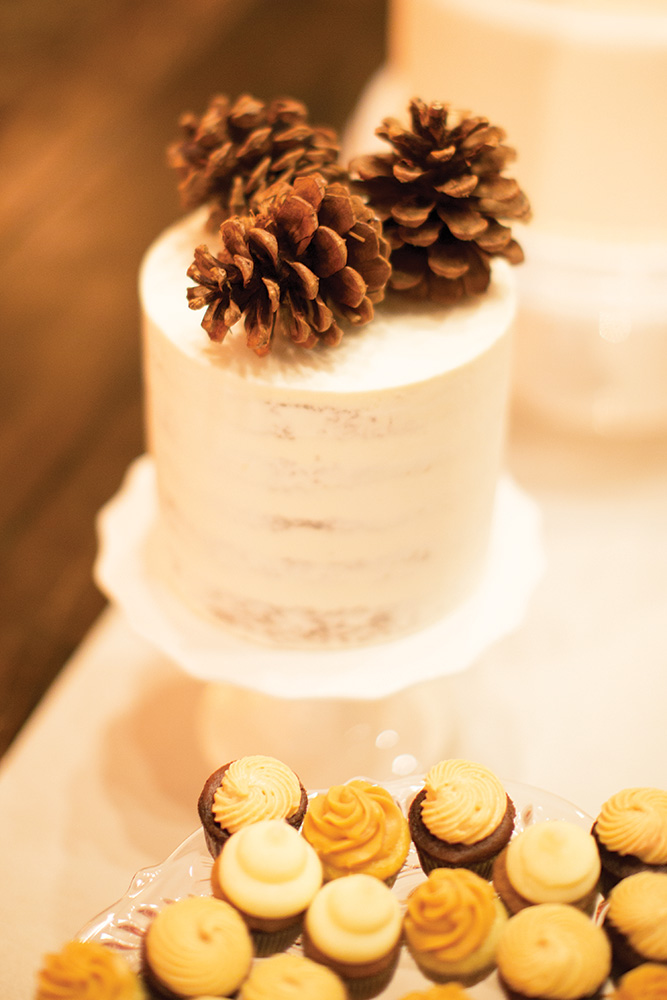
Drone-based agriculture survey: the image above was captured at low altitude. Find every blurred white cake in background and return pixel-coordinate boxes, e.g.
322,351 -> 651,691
140,209 -> 516,650
345,0 -> 667,436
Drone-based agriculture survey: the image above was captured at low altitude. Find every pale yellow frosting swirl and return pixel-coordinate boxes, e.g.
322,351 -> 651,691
212,756 -> 302,834
238,953 -> 347,1000
596,787 -> 667,863
607,871 -> 667,960
145,895 -> 253,996
497,903 -> 611,1000
613,963 -> 667,999
212,819 -> 322,918
404,867 -> 498,964
305,873 -> 402,964
420,760 -> 507,844
35,941 -> 146,1000
302,779 -> 410,880
506,820 -> 600,903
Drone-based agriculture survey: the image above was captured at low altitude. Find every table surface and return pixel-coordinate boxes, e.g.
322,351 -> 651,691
2,415 -> 667,997
0,0 -> 387,759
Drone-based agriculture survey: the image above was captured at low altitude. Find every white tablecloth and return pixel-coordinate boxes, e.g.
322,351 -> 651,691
2,415 -> 667,998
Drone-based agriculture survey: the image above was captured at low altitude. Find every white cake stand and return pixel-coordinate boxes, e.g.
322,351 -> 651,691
95,456 -> 544,786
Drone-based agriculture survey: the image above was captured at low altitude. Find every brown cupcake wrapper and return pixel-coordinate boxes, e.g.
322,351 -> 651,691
415,845 -> 496,880
302,926 -> 400,995
404,936 -> 495,988
250,921 -> 303,957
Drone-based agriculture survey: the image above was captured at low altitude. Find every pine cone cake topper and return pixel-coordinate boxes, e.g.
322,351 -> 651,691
168,93 -> 346,229
351,98 -> 531,302
186,173 -> 392,356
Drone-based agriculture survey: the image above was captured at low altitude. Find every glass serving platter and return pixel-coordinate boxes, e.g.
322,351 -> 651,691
79,776 -> 613,999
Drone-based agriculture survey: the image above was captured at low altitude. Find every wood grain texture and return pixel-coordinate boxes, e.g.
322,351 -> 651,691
0,0 -> 387,757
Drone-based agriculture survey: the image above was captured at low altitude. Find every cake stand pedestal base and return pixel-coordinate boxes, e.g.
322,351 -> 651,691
196,674 -> 458,789
94,455 -> 544,783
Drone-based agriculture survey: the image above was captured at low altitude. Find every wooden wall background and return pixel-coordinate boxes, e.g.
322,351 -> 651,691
0,0 -> 387,757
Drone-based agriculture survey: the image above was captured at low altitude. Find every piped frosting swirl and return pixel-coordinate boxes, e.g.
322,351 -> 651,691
596,787 -> 667,864
404,867 -> 497,964
212,819 -> 322,918
212,755 -> 302,834
505,820 -> 600,903
305,873 -> 402,964
497,903 -> 611,1000
607,871 -> 667,960
302,779 -> 410,880
145,896 -> 253,997
421,760 -> 507,844
35,941 -> 146,1000
613,963 -> 667,999
239,953 -> 347,1000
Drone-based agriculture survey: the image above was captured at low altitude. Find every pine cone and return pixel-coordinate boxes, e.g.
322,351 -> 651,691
186,173 -> 392,356
168,93 -> 346,230
351,98 -> 531,302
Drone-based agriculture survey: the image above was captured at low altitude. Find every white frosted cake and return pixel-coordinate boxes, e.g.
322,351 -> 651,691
141,210 -> 515,649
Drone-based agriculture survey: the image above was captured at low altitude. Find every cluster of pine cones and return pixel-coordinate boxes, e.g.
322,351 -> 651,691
171,94 -> 530,355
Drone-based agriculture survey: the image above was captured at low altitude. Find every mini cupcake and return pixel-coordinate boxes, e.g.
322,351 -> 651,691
492,820 -> 601,914
303,873 -> 403,997
403,866 -> 507,985
592,787 -> 667,892
301,778 -> 411,883
143,895 -> 253,998
611,963 -> 667,998
409,759 -> 515,877
603,871 -> 667,973
35,940 -> 146,1000
238,952 -> 348,1000
210,818 -> 323,951
197,754 -> 308,857
496,903 -> 611,1000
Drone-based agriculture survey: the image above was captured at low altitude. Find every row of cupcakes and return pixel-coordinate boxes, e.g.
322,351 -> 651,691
34,755 -> 667,999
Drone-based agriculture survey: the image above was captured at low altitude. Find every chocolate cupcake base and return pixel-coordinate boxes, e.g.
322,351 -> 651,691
198,760 -> 308,858
409,788 -> 516,877
591,823 -> 667,895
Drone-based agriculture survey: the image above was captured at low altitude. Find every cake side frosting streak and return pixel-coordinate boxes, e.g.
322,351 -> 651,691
141,210 -> 515,647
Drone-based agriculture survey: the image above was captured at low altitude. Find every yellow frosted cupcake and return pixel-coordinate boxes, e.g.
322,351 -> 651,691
197,755 -> 308,857
238,952 -> 348,999
303,873 -> 402,997
211,818 -> 322,951
35,940 -> 146,1000
592,787 -> 667,892
604,871 -> 667,972
409,760 -> 515,877
612,963 -> 667,998
144,895 -> 253,997
403,866 -> 507,985
492,820 -> 600,914
302,778 -> 410,883
496,903 -> 611,1000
